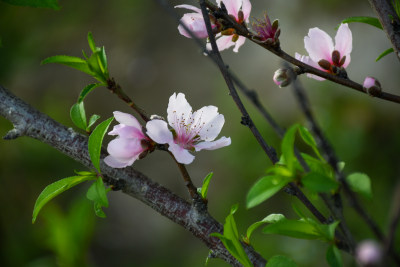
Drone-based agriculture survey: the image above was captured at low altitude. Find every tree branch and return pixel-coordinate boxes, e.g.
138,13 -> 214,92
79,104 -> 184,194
0,85 -> 267,267
369,0 -> 400,61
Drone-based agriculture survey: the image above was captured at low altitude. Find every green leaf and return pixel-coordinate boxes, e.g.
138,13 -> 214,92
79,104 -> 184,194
337,161 -> 345,172
1,0 -> 60,9
266,255 -> 297,267
70,102 -> 87,130
246,175 -> 292,209
298,126 -> 323,161
302,172 -> 339,193
211,204 -> 252,267
346,173 -> 372,199
326,245 -> 342,267
246,214 -> 285,242
282,124 -> 299,172
200,172 -> 213,199
86,177 -> 109,207
88,117 -> 114,172
32,175 -> 96,223
87,114 -> 101,130
263,219 -> 321,240
376,48 -> 394,61
301,153 -> 333,178
339,16 -> 382,30
87,32 -> 96,53
87,177 -> 109,218
98,46 -> 108,76
78,83 -> 103,103
41,55 -> 94,76
87,52 -> 106,83
74,170 -> 96,176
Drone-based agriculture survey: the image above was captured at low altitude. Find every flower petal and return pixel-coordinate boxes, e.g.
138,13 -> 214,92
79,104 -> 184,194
175,4 -> 201,13
107,138 -> 144,159
304,27 -> 334,63
177,12 -> 210,39
220,0 -> 242,18
210,35 -> 235,52
233,36 -> 246,53
168,143 -> 195,164
199,113 -> 225,141
334,23 -> 352,59
104,155 -> 136,168
113,111 -> 142,129
295,53 -> 326,81
241,0 -> 252,21
167,93 -> 193,128
194,136 -> 231,151
146,119 -> 173,144
109,124 -> 145,139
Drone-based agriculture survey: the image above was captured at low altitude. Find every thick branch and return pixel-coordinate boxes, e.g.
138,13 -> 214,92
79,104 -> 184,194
369,0 -> 400,61
0,85 -> 266,267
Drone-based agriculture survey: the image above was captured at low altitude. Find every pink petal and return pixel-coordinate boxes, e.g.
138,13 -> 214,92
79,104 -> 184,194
175,4 -> 201,13
146,119 -> 173,144
194,136 -> 231,151
177,13 -> 209,39
107,138 -> 144,159
363,76 -> 376,88
220,0 -> 241,19
304,27 -> 334,63
233,36 -> 246,52
113,111 -> 142,129
199,113 -> 225,141
241,0 -> 252,21
167,93 -> 193,128
295,53 -> 326,81
109,125 -> 145,139
104,155 -> 136,168
168,143 -> 195,164
334,23 -> 352,60
215,35 -> 236,52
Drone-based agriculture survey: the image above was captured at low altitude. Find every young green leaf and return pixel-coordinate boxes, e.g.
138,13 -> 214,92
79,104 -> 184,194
70,102 -> 87,130
266,255 -> 297,267
339,16 -> 382,29
200,172 -> 213,199
41,55 -> 94,76
98,46 -> 108,76
246,214 -> 285,242
1,0 -> 60,9
87,32 -> 97,53
78,83 -> 103,103
87,114 -> 101,130
246,175 -> 293,209
326,245 -> 343,267
346,173 -> 372,199
298,126 -> 323,161
262,218 -> 321,240
281,124 -> 299,172
301,172 -> 339,193
376,48 -> 394,61
88,117 -> 114,172
32,175 -> 96,223
87,177 -> 109,218
210,205 -> 252,267
87,52 -> 106,83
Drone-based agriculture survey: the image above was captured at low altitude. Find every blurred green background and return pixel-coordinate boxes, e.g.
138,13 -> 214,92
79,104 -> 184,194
1,0 -> 400,266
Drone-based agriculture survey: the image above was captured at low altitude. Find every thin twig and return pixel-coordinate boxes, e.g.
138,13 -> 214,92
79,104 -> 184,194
385,181 -> 400,261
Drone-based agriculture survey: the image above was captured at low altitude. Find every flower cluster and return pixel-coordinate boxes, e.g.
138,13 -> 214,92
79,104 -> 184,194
176,0 -> 251,53
105,93 -> 231,168
295,23 -> 352,81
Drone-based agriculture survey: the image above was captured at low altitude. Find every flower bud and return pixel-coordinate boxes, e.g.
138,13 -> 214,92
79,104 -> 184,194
273,68 -> 296,88
356,240 -> 382,267
363,76 -> 382,97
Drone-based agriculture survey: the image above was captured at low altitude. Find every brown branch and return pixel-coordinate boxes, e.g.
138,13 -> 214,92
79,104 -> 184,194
0,85 -> 266,267
369,0 -> 400,61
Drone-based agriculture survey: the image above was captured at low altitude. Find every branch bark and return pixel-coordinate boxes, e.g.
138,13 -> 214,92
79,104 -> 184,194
0,85 -> 267,267
369,0 -> 400,61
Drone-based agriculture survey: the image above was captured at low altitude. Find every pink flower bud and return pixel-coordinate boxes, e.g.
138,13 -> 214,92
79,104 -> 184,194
363,76 -> 382,97
356,240 -> 382,267
273,68 -> 296,88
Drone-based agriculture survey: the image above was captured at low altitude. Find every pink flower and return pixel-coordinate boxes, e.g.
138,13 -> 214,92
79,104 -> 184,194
208,0 -> 252,52
104,111 -> 150,168
146,93 -> 231,164
175,5 -> 216,39
252,13 -> 279,44
356,240 -> 382,266
363,76 -> 377,89
296,23 -> 352,81
363,76 -> 382,96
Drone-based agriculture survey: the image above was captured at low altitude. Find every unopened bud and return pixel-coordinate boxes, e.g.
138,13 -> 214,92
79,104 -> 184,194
273,68 -> 296,88
363,76 -> 382,97
356,240 -> 382,267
